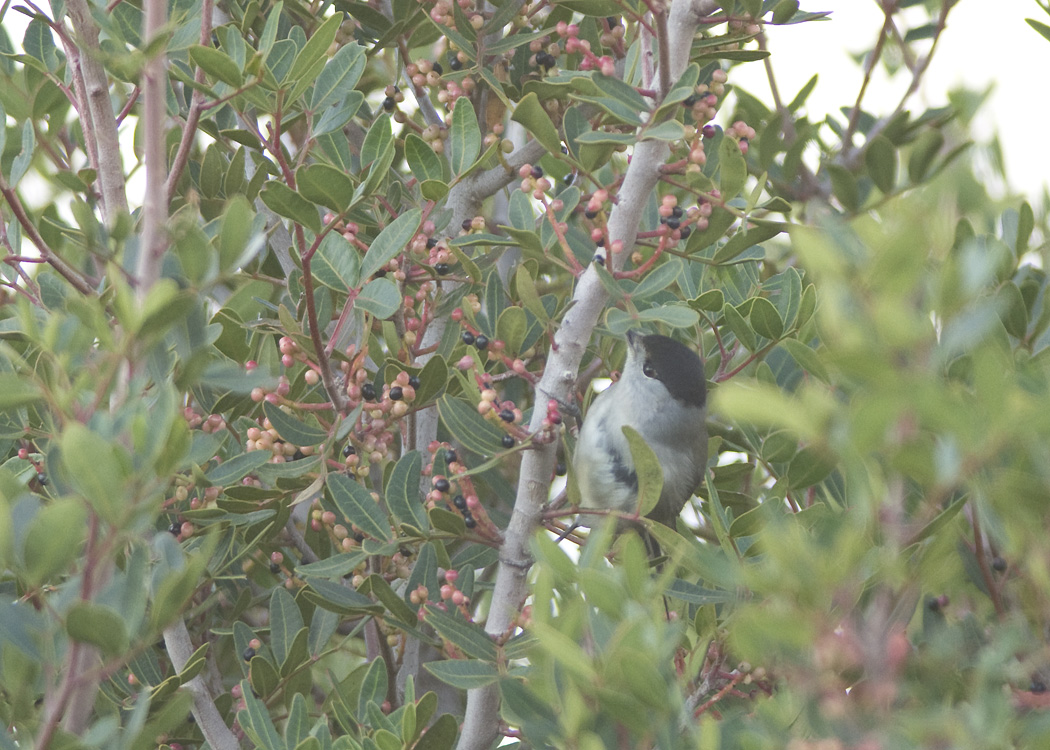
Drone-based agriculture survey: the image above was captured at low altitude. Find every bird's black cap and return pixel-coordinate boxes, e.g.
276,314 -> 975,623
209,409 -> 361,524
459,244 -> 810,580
631,331 -> 706,409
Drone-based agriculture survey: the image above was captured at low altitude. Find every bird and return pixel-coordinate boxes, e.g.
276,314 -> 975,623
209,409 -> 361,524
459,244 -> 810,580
573,330 -> 708,533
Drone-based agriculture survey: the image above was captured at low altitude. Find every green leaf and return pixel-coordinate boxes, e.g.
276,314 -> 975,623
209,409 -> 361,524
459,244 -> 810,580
269,585 -> 305,667
414,355 -> 449,406
405,133 -> 445,184
258,1 -> 284,54
786,445 -> 836,489
23,18 -> 59,71
436,395 -> 507,457
295,550 -> 370,578
361,112 -> 393,168
641,120 -> 686,142
865,135 -> 897,193
260,182 -> 322,232
0,373 -> 42,409
414,713 -> 459,750
907,130 -> 944,183
302,577 -> 380,614
189,44 -> 244,87
1027,17 -> 1050,43
328,472 -> 393,541
779,339 -> 829,383
826,163 -> 859,212
249,655 -> 281,698
204,450 -> 273,486
59,422 -> 127,524
423,660 -> 500,689
749,296 -> 784,340
360,574 -> 418,625
634,304 -> 700,329
423,604 -> 499,661
264,402 -> 328,447
358,658 -> 389,718
723,302 -> 757,352
9,121 -> 34,185
718,136 -> 747,201
449,98 -> 482,175
312,231 -> 361,291
361,208 -> 422,280
238,680 -> 285,750
387,450 -> 428,531
356,278 -> 400,319
287,13 -> 342,83
996,281 -> 1028,338
65,601 -> 129,658
713,222 -> 783,265
511,92 -> 562,155
298,164 -> 355,212
311,42 -> 366,111
218,194 -> 257,272
621,425 -> 663,518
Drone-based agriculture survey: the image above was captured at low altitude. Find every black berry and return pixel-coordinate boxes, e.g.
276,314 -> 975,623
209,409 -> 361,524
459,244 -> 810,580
426,237 -> 438,248
501,435 -> 515,448
343,444 -> 356,457
462,513 -> 477,529
36,472 -> 47,485
449,57 -> 463,71
474,335 -> 488,350
992,557 -> 1007,572
390,386 -> 404,401
435,263 -> 451,275
461,331 -> 475,345
435,478 -> 450,493
702,124 -> 716,139
243,647 -> 256,662
665,218 -> 680,230
584,209 -> 598,219
361,383 -> 377,401
530,166 -> 543,179
680,226 -> 691,238
168,522 -> 181,536
499,409 -> 515,422
383,96 -> 396,111
292,449 -> 305,461
444,448 -> 457,464
409,375 -> 421,389
432,62 -> 443,75
683,95 -> 698,107
452,494 -> 467,510
269,562 -> 281,574
671,206 -> 683,218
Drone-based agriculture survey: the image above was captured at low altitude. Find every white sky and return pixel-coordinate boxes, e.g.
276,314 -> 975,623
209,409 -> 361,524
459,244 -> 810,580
729,0 -> 1050,199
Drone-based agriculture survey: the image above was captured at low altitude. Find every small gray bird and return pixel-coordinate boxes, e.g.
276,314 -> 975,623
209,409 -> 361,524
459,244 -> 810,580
573,330 -> 708,529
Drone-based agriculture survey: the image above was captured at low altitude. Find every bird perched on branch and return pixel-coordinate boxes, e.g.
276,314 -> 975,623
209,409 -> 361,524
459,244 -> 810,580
573,330 -> 708,533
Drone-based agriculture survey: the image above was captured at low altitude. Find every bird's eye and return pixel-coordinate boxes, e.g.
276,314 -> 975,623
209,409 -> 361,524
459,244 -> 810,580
642,360 -> 656,378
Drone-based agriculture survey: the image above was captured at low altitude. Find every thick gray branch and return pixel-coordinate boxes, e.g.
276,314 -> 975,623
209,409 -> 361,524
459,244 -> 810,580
164,620 -> 242,750
456,1 -> 714,746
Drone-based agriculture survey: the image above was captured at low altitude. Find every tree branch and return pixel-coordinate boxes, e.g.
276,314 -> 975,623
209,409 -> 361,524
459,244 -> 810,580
61,0 -> 130,224
163,620 -> 241,750
456,1 -> 716,747
137,0 -> 169,298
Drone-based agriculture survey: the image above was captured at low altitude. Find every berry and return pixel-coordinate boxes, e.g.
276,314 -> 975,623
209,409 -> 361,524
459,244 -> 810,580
530,166 -> 543,179
501,435 -> 515,448
462,513 -> 477,529
426,237 -> 438,248
383,96 -> 396,111
444,447 -> 457,464
683,95 -> 698,107
461,331 -> 475,345
390,386 -> 404,401
343,444 -> 356,457
452,494 -> 467,510
555,462 -> 566,476
671,206 -> 683,218
702,124 -> 717,139
665,218 -> 680,230
36,472 -> 47,485
449,56 -> 463,71
680,226 -> 692,239
292,449 -> 305,461
584,209 -> 598,219
169,522 -> 181,536
409,375 -> 421,389
474,335 -> 489,350
499,409 -> 515,422
435,263 -> 451,275
269,562 -> 281,574
361,383 -> 377,401
435,477 -> 451,493
992,557 -> 1007,572
243,647 -> 256,662
432,62 -> 443,74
